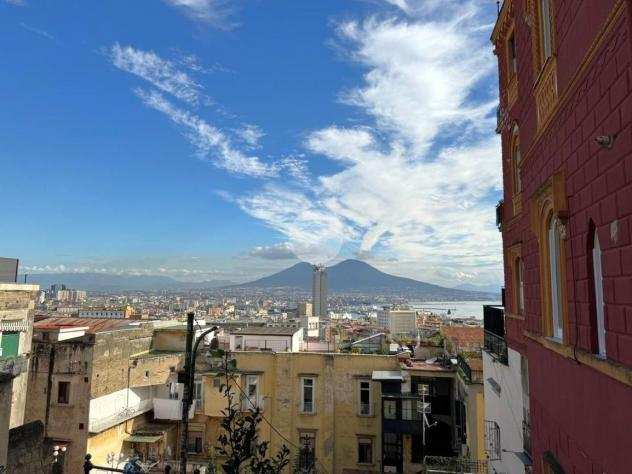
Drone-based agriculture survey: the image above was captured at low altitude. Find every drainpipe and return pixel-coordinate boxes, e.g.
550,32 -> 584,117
44,344 -> 55,437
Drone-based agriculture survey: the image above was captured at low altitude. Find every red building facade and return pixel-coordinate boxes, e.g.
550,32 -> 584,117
492,0 -> 632,472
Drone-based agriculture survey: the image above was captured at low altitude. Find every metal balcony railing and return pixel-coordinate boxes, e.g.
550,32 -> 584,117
484,330 -> 508,365
457,354 -> 472,383
484,305 -> 505,337
523,418 -> 532,457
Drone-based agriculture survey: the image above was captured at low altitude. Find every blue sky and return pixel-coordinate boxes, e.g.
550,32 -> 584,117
1,0 -> 503,286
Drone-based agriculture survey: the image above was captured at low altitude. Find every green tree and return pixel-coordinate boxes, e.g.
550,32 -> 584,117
214,351 -> 290,474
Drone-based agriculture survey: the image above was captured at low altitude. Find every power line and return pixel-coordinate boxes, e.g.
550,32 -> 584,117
228,374 -> 330,474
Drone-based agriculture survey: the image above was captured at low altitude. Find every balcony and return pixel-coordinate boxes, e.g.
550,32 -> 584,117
484,306 -> 508,364
382,394 -> 425,435
523,417 -> 532,457
456,354 -> 472,383
485,331 -> 508,365
0,355 -> 28,382
153,397 -> 195,421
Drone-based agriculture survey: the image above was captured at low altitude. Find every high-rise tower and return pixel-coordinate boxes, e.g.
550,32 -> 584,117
312,264 -> 327,319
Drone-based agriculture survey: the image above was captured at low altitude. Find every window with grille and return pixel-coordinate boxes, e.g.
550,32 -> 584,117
485,420 -> 501,461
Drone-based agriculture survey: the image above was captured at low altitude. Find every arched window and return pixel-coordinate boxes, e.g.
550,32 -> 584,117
548,215 -> 564,340
591,231 -> 606,357
515,257 -> 525,315
513,140 -> 522,194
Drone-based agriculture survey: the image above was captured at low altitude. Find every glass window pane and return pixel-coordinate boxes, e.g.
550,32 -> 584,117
541,0 -> 552,59
593,234 -> 606,356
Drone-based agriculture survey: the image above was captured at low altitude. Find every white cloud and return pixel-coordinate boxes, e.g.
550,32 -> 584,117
4,0 -> 25,5
236,124 -> 265,148
163,0 -> 238,29
337,13 -> 495,153
136,89 -> 278,178
109,44 -> 205,105
233,3 -> 503,285
249,242 -> 297,260
236,186 -> 352,264
19,23 -> 55,40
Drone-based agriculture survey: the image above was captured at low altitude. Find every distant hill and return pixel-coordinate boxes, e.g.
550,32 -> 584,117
238,259 -> 493,300
24,273 -> 233,292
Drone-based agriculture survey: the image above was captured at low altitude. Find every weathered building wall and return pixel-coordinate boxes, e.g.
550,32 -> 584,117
25,324 -> 183,473
203,352 -> 400,473
0,283 -> 39,469
494,0 -> 632,472
86,412 -> 151,468
7,420 -> 54,474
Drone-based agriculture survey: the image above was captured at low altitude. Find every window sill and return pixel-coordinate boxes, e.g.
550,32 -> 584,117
299,411 -> 317,416
524,330 -> 632,387
357,413 -> 374,418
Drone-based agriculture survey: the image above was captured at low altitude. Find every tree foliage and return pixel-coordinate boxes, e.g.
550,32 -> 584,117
214,351 -> 290,474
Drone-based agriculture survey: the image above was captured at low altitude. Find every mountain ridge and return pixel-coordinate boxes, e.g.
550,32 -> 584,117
238,259 -> 494,299
22,273 -> 233,292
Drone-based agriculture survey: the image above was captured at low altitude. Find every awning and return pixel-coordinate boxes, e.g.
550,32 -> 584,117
372,370 -> 404,381
125,435 -> 162,443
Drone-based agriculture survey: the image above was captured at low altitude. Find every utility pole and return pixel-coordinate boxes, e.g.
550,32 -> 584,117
179,312 -> 218,474
180,312 -> 194,473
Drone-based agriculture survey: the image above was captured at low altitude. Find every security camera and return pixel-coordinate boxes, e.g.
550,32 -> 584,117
595,135 -> 615,149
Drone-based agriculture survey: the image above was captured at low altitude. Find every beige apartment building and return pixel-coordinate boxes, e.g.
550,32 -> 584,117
0,281 -> 40,470
24,317 -> 185,472
188,350 -> 485,472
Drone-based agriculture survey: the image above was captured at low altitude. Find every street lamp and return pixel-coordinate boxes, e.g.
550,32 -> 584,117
180,312 -> 218,474
52,445 -> 67,474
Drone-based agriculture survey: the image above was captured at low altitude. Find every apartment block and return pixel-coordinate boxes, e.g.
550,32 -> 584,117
377,309 -> 418,337
0,281 -> 40,470
24,317 -> 185,472
192,351 -> 485,472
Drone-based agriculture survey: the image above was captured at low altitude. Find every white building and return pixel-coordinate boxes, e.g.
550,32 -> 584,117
228,326 -> 303,352
482,305 -> 531,473
56,289 -> 87,303
78,307 -> 132,319
377,309 -> 417,336
297,302 -> 319,338
312,265 -> 327,319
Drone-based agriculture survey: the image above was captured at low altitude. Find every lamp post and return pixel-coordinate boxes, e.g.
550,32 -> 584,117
179,312 -> 218,474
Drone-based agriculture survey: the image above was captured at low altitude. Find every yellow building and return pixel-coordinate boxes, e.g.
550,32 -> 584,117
190,351 -> 485,473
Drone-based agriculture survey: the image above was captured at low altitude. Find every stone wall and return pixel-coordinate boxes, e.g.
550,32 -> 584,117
7,420 -> 54,474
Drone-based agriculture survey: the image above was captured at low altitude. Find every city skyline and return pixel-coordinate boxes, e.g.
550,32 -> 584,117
2,0 -> 502,287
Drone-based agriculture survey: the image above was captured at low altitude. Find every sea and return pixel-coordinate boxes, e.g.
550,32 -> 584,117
408,300 -> 501,320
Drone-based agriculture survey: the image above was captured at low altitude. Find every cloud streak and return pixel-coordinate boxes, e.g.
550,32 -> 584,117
109,44 -> 205,105
163,0 -> 239,29
136,89 -> 278,178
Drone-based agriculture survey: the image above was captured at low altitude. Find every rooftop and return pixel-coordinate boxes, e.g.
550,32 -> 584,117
231,326 -> 300,336
34,317 -> 138,334
441,326 -> 484,347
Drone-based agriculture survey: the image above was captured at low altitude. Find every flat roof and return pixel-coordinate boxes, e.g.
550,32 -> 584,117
34,317 -> 137,334
231,326 -> 299,336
